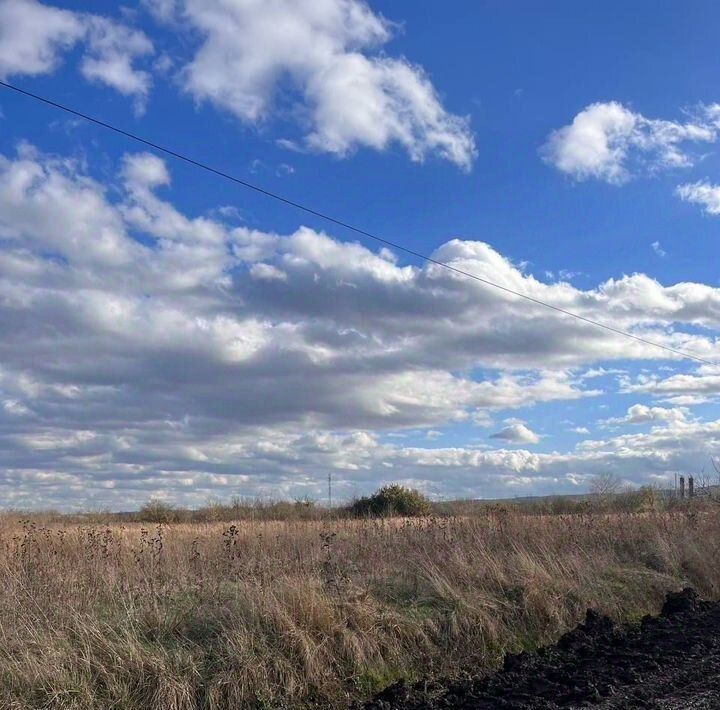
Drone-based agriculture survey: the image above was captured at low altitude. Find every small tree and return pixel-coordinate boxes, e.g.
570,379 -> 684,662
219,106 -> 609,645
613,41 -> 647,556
137,498 -> 181,523
589,472 -> 622,497
348,484 -> 432,518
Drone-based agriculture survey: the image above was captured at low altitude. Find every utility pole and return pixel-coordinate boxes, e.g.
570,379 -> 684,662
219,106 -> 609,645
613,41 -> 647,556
328,472 -> 332,509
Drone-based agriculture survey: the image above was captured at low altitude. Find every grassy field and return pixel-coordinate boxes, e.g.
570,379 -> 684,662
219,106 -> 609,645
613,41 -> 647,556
1,503 -> 719,709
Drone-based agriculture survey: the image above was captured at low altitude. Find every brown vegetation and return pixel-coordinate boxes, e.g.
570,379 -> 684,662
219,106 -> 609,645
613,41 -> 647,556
1,499 -> 719,708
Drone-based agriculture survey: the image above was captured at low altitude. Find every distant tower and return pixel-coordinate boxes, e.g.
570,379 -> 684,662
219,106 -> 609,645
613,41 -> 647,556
680,476 -> 685,499
689,476 -> 694,498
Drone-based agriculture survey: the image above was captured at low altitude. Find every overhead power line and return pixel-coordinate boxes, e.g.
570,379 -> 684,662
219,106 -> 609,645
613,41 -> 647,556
1,79 -> 718,369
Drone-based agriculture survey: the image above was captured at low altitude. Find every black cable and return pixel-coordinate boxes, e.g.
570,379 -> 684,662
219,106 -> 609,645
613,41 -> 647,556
1,79 -> 718,368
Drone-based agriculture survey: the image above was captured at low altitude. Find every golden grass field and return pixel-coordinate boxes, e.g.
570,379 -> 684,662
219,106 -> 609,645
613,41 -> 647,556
1,504 -> 719,709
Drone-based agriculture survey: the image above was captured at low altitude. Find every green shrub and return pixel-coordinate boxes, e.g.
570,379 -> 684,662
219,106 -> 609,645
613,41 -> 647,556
349,484 -> 431,518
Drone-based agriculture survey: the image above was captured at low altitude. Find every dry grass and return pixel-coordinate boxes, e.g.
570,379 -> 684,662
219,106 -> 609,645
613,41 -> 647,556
0,506 -> 719,708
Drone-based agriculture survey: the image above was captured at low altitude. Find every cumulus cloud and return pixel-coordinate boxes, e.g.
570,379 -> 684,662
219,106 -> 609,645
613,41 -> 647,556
676,181 -> 720,215
602,403 -> 689,427
621,369 -> 720,405
400,414 -> 720,499
0,0 -> 153,105
80,16 -> 154,112
162,0 -> 475,168
3,402 -> 720,508
490,419 -> 540,444
0,0 -> 83,78
3,144 -> 720,507
542,101 -> 719,184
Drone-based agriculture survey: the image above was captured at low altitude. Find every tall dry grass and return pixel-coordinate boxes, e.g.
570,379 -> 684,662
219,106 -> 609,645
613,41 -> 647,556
0,506 -> 719,708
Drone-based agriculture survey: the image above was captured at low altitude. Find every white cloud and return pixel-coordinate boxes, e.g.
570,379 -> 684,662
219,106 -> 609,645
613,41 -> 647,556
676,181 -> 720,215
652,241 -> 666,257
0,0 -> 83,79
490,419 -> 540,444
603,403 -> 689,427
391,414 -> 720,499
250,262 -> 287,282
141,0 -> 177,23
621,370 -> 720,405
121,152 -> 171,189
542,101 -> 718,184
2,144 -> 720,507
80,16 -> 154,112
0,0 -> 153,106
0,143 -> 133,266
166,0 -> 475,169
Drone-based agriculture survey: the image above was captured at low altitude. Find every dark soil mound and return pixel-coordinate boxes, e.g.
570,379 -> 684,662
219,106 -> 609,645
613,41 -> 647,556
363,588 -> 720,709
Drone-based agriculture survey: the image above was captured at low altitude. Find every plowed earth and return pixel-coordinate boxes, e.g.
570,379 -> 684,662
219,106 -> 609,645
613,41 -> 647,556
363,588 -> 720,709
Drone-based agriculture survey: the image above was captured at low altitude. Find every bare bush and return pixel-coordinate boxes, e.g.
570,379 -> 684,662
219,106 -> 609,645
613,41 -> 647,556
589,472 -> 623,497
137,497 -> 183,523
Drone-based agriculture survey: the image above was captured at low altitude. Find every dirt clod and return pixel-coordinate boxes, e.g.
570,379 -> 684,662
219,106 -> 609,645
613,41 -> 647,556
363,588 -> 720,709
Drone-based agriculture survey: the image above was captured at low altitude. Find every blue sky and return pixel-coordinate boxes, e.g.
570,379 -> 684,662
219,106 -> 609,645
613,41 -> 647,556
1,0 -> 720,509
